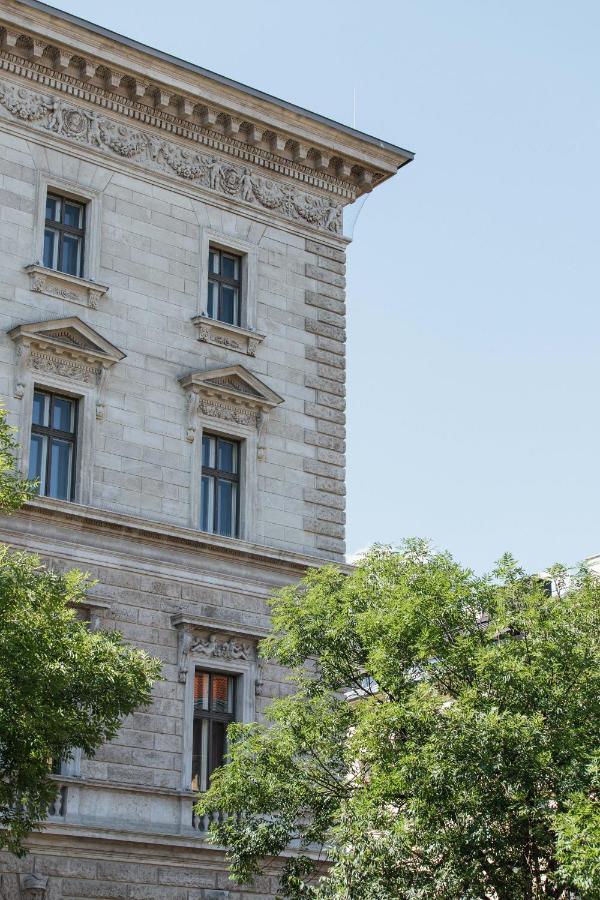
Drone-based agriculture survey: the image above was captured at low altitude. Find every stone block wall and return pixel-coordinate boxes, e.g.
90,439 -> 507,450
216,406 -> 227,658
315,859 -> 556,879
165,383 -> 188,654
0,127 -> 347,561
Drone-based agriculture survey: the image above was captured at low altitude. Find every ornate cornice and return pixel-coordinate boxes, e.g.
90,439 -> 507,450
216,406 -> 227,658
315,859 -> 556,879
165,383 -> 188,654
0,74 -> 345,235
0,26 -> 392,198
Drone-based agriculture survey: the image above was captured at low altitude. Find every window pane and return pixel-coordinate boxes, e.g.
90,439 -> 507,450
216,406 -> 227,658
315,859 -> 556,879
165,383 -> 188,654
219,286 -> 238,325
217,439 -> 237,474
221,254 -> 239,281
210,720 -> 227,774
43,228 -> 58,269
207,280 -> 218,318
192,718 -> 209,792
61,234 -> 82,276
52,396 -> 75,433
28,434 -> 47,493
45,195 -> 60,222
209,249 -> 219,274
202,434 -> 215,469
194,671 -> 210,711
49,439 -> 73,500
217,479 -> 236,537
32,391 -> 49,427
211,674 -> 234,714
200,474 -> 214,532
63,201 -> 83,229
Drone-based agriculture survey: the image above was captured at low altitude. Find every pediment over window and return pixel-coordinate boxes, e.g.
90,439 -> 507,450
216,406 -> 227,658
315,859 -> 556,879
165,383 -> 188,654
8,317 -> 125,365
179,365 -> 283,442
179,365 -> 283,410
8,317 -> 125,418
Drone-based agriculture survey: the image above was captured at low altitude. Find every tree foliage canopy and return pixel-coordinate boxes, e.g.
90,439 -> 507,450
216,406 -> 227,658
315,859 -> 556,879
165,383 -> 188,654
0,406 -> 161,854
198,540 -> 600,899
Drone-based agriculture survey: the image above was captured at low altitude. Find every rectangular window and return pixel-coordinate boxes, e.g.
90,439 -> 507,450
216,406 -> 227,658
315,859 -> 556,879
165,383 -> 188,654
28,390 -> 77,501
43,193 -> 86,277
192,670 -> 236,791
207,246 -> 241,326
200,434 -> 239,537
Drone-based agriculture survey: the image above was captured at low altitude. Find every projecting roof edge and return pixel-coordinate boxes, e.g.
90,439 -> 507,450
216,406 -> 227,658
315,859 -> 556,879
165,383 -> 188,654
11,0 -> 414,169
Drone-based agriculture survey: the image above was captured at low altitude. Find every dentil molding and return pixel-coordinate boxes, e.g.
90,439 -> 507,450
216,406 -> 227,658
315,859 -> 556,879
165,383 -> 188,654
0,23 -> 388,196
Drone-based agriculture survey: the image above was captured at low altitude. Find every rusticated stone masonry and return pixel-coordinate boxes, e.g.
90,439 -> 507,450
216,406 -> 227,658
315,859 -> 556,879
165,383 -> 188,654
302,237 -> 347,558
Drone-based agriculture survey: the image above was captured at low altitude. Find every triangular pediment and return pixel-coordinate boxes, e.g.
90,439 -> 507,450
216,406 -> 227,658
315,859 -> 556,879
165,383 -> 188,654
179,364 -> 284,410
8,317 -> 125,364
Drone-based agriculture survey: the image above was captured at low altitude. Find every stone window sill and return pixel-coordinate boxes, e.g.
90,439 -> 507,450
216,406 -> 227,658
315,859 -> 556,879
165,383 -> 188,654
191,314 -> 265,357
24,264 -> 109,310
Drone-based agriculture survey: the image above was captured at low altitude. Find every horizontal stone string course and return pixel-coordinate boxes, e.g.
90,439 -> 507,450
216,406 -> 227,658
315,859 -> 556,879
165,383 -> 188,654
0,77 -> 344,235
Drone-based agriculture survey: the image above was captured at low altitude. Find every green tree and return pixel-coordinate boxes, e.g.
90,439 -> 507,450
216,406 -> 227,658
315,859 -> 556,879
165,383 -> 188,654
0,407 -> 161,854
198,540 -> 600,899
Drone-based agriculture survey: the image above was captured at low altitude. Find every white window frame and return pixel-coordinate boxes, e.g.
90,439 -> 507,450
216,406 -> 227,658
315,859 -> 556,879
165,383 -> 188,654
198,227 -> 258,331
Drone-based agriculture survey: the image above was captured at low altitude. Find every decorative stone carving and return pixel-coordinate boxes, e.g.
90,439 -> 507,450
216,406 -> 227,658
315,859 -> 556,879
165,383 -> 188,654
185,390 -> 200,443
19,874 -> 48,899
198,399 -> 258,428
255,661 -> 265,696
191,315 -> 265,358
177,628 -> 194,683
179,364 -> 283,443
0,33 -> 399,198
177,626 -> 255,681
0,78 -> 344,234
25,265 -> 109,309
30,350 -> 100,385
8,317 -> 125,418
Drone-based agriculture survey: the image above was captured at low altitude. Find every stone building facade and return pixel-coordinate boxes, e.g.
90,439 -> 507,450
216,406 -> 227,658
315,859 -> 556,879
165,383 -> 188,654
0,2 -> 412,897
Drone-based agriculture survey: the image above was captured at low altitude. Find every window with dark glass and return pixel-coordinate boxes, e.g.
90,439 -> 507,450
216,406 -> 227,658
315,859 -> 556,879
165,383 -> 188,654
207,247 -> 242,326
201,434 -> 239,537
43,193 -> 86,277
192,670 -> 236,791
28,390 -> 77,501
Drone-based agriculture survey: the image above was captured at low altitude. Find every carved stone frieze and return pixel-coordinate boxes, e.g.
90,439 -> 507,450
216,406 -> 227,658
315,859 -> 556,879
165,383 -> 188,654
0,78 -> 343,234
0,35 -> 397,198
25,264 -> 109,309
177,627 -> 255,682
30,349 -> 101,385
198,398 -> 258,428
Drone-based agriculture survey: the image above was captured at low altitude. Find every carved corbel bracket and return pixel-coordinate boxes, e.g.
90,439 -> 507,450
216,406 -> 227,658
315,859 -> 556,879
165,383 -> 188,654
25,265 -> 109,310
191,315 -> 265,358
185,388 -> 200,443
19,874 -> 48,899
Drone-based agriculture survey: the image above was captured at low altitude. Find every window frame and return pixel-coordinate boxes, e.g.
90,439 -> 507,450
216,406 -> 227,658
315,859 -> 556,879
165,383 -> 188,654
32,172 -> 103,286
197,228 -> 259,332
29,388 -> 78,502
192,669 -> 237,792
200,432 -> 241,538
179,635 -> 259,794
207,246 -> 242,327
43,193 -> 86,278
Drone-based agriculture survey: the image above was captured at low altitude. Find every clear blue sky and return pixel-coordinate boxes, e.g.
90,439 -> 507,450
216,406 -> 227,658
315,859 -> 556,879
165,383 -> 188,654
48,0 -> 600,574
